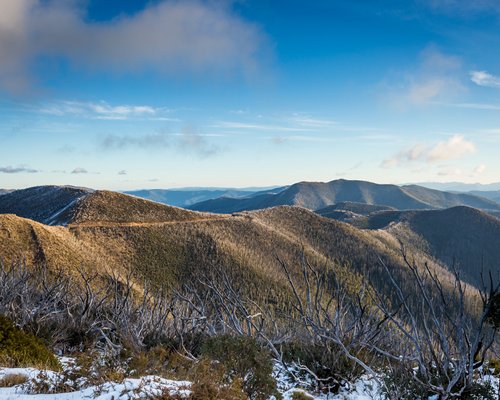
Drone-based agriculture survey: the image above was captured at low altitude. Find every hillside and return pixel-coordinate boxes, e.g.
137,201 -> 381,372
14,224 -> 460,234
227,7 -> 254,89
468,190 -> 500,204
401,185 -> 500,209
0,187 -> 216,226
190,179 -> 500,213
69,190 -> 215,224
1,187 -> 493,400
0,188 -> 469,311
0,186 -> 93,225
345,206 -> 500,287
316,201 -> 396,216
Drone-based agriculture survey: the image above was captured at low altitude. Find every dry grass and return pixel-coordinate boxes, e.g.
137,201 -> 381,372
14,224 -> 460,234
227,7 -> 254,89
0,199 -> 485,324
70,191 -> 216,224
0,373 -> 28,387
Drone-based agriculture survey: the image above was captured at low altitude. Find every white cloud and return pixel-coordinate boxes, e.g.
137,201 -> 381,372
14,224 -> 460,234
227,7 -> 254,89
470,71 -> 500,88
381,134 -> 475,168
472,164 -> 486,175
71,167 -> 88,174
0,0 -> 266,94
427,134 -> 476,162
40,101 -> 162,120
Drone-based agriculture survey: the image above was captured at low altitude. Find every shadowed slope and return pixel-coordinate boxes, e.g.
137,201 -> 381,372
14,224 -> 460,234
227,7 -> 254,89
0,186 -> 93,225
356,206 -> 500,286
401,185 -> 500,210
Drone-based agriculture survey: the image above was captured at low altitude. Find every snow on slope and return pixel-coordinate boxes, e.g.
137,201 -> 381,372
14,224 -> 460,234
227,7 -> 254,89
0,365 -> 191,399
1,359 -> 497,399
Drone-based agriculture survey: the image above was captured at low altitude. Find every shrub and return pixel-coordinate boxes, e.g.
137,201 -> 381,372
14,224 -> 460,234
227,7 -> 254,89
201,335 -> 280,400
280,341 -> 366,393
383,368 -> 498,400
0,315 -> 59,370
487,358 -> 500,375
189,357 -> 246,400
291,391 -> 314,400
0,373 -> 28,387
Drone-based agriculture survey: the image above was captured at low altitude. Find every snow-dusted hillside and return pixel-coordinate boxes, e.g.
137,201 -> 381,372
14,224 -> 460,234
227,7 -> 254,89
0,186 -> 93,226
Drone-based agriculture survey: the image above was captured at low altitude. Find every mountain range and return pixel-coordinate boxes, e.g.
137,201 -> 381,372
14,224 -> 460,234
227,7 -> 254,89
124,187 -> 286,208
0,181 -> 498,301
414,181 -> 500,192
0,187 -> 438,308
466,190 -> 500,204
189,179 -> 500,214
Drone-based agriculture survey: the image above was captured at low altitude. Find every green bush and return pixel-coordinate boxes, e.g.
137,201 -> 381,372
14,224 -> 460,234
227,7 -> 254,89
0,315 -> 59,370
201,335 -> 280,400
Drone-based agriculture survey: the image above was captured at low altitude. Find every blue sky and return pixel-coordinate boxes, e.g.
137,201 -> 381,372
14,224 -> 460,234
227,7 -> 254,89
1,0 -> 500,190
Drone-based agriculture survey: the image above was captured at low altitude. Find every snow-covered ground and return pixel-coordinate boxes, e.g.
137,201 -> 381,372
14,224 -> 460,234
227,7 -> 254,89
273,362 -> 384,400
0,360 -> 381,400
0,359 -> 191,399
1,358 -> 498,399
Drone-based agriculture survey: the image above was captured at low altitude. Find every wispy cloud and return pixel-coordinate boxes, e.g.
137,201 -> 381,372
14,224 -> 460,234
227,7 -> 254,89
470,71 -> 500,89
0,0 -> 267,94
0,165 -> 38,173
437,167 -> 463,177
423,0 -> 500,15
215,121 -> 310,132
384,46 -> 463,107
118,170 -> 127,176
335,161 -> 363,177
436,102 -> 500,111
101,128 -> 220,157
71,167 -> 88,174
381,134 -> 476,168
40,100 -> 165,120
290,115 -> 337,128
269,135 -> 337,144
101,133 -> 170,150
177,126 -> 220,157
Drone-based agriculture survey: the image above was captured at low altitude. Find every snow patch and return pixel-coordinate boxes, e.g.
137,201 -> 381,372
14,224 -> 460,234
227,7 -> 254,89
0,363 -> 191,399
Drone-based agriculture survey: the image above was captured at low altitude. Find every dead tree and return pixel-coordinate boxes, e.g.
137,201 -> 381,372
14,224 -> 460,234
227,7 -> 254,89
374,248 -> 499,399
276,255 -> 387,392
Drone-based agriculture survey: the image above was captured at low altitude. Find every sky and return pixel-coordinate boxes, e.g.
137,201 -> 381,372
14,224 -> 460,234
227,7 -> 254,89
1,0 -> 500,190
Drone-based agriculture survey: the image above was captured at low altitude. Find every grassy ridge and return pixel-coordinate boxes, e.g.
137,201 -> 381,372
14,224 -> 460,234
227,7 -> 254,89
0,192 -> 477,320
